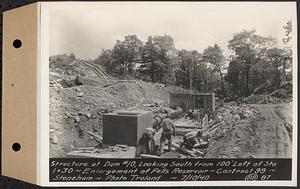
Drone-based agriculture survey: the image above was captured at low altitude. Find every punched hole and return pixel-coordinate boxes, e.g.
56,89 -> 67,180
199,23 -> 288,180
13,39 -> 22,48
12,143 -> 21,152
11,83 -> 14,87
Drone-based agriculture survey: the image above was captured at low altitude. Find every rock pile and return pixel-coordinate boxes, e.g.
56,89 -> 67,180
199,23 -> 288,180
243,94 -> 290,104
214,103 -> 259,122
244,81 -> 292,104
203,103 -> 261,158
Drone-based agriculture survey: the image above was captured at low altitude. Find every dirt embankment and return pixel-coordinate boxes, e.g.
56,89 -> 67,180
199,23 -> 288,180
204,104 -> 261,158
205,103 -> 292,158
252,103 -> 292,158
49,56 -> 172,157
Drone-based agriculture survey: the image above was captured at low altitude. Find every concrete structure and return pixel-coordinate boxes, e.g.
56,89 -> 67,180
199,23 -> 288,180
103,111 -> 153,146
170,92 -> 215,112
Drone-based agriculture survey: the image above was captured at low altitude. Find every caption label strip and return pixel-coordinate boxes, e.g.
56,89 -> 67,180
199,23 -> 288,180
50,158 -> 291,182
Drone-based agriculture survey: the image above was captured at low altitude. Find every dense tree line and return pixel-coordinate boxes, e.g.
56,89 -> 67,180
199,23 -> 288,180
226,21 -> 292,97
94,21 -> 292,98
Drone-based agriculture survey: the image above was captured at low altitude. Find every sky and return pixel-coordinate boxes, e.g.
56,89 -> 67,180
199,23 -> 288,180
49,2 -> 295,60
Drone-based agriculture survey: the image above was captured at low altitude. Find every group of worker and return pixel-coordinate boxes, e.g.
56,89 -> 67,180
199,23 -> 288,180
143,113 -> 210,155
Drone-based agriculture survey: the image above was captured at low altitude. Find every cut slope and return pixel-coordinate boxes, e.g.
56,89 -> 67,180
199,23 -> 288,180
49,55 -> 171,157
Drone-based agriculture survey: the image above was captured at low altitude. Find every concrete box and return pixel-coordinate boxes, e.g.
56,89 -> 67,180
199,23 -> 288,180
103,111 -> 153,146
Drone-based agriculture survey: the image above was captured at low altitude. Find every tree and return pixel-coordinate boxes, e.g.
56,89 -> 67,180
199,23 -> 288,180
140,35 -> 177,84
176,50 -> 193,89
112,35 -> 143,77
140,36 -> 157,82
282,20 -> 292,81
94,49 -> 113,74
264,47 -> 291,87
175,50 -> 203,90
203,44 -> 226,96
228,29 -> 276,96
70,52 -> 76,61
283,20 -> 292,48
226,57 -> 244,97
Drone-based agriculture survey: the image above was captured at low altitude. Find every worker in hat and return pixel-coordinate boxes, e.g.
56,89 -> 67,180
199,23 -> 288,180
160,114 -> 175,154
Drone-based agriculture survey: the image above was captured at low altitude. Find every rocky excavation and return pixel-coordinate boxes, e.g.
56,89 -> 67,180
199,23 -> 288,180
49,55 -> 293,159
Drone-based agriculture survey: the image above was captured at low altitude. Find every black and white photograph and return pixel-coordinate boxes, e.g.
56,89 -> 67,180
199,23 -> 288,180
1,1 -> 297,187
48,2 -> 296,161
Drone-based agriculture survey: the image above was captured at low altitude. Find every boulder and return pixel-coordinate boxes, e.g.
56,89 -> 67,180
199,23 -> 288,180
74,116 -> 81,123
77,92 -> 84,97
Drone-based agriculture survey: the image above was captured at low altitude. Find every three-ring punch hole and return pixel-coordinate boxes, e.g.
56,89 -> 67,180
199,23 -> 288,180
12,143 -> 21,152
13,39 -> 22,48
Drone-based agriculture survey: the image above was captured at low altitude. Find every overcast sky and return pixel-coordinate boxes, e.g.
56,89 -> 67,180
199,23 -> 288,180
49,2 -> 295,60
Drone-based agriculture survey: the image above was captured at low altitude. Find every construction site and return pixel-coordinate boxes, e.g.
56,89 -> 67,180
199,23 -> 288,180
49,54 -> 293,159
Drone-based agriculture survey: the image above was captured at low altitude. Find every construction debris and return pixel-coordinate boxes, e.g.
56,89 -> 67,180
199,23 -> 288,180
243,82 -> 292,104
244,94 -> 287,104
88,131 -> 103,144
49,54 -> 292,159
140,154 -> 161,159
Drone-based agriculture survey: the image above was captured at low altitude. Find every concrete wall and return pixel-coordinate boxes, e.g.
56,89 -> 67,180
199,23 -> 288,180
103,111 -> 153,146
170,93 -> 215,112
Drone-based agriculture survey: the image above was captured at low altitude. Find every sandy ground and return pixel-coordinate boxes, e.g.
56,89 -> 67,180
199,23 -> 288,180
251,103 -> 292,158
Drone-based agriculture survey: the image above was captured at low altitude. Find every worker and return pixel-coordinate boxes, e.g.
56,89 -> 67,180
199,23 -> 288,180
160,114 -> 175,153
182,129 -> 209,150
183,130 -> 201,149
143,127 -> 156,154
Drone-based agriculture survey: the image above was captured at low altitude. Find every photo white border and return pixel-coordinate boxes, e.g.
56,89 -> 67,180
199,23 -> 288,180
38,1 -> 298,187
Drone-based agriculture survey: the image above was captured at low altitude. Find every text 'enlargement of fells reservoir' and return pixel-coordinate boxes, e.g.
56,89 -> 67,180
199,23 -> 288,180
49,158 -> 291,182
